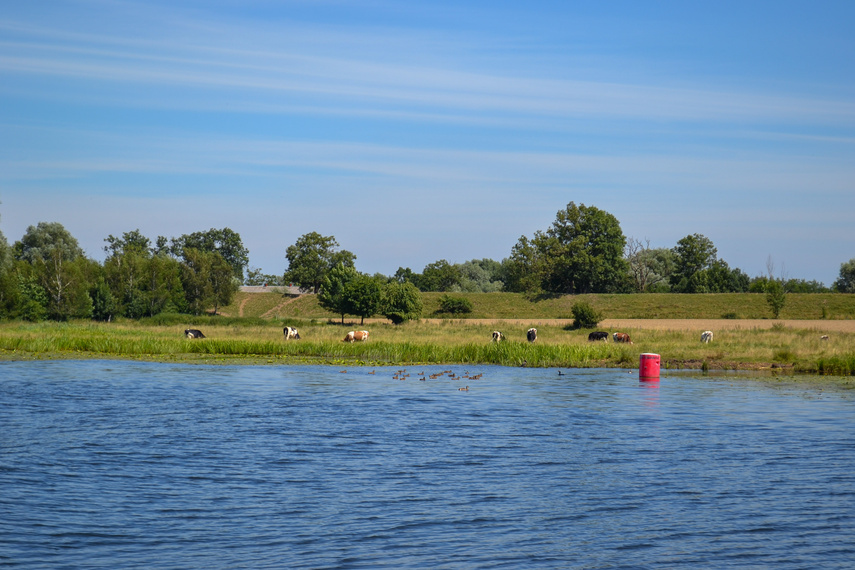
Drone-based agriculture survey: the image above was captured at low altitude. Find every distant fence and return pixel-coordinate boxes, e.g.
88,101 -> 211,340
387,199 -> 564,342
240,285 -> 308,295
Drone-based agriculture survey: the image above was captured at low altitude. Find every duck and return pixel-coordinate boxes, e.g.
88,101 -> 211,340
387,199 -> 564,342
458,386 -> 469,391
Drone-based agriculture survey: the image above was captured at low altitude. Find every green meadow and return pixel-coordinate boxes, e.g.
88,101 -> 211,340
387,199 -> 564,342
1,292 -> 854,376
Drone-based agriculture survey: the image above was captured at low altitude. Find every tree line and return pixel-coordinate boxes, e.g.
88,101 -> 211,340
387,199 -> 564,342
2,202 -> 854,322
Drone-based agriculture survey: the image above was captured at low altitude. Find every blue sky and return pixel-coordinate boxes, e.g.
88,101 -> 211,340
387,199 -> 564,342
1,0 -> 853,285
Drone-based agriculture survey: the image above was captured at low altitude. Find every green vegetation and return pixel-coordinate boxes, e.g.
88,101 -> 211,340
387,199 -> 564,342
223,291 -> 855,321
570,300 -> 603,329
1,292 -> 853,375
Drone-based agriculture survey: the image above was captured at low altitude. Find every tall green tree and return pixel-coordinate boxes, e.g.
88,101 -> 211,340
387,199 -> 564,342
671,234 -> 718,293
171,228 -> 249,280
418,259 -> 461,292
318,263 -> 358,323
284,232 -> 355,294
14,222 -> 84,263
507,202 -> 628,294
382,281 -> 423,324
180,248 -> 214,316
345,274 -> 384,324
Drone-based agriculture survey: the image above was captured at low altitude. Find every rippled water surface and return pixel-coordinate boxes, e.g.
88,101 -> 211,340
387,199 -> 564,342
2,360 -> 854,568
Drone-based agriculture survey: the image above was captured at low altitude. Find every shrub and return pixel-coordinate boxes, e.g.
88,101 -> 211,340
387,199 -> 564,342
570,301 -> 603,329
437,294 -> 473,314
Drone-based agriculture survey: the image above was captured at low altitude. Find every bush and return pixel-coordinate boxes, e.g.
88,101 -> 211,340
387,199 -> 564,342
437,294 -> 473,314
570,301 -> 603,329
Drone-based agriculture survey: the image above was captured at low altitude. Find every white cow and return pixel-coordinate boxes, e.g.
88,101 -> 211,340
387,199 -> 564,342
701,330 -> 713,343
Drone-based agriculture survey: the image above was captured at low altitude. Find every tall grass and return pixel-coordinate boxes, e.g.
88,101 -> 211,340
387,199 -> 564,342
1,320 -> 853,374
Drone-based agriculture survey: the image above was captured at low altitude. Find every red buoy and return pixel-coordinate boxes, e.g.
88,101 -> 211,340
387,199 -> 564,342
639,353 -> 660,381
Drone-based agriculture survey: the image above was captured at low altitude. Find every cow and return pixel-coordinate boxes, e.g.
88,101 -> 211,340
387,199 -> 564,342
492,331 -> 505,342
588,331 -> 609,342
283,326 -> 301,340
184,329 -> 206,339
821,335 -> 829,341
701,330 -> 713,343
613,332 -> 632,344
527,328 -> 537,343
343,330 -> 369,343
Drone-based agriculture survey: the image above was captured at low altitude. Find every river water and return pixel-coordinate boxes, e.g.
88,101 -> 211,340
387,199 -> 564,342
1,360 -> 854,568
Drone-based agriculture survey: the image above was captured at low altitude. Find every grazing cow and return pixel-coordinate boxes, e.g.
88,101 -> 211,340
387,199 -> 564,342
701,330 -> 713,343
492,331 -> 504,342
527,328 -> 537,343
613,332 -> 632,344
184,329 -> 206,339
821,335 -> 829,341
343,330 -> 369,343
588,331 -> 609,342
283,326 -> 301,340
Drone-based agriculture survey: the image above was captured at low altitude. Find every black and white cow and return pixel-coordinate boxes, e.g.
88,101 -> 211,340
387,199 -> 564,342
185,329 -> 206,339
492,331 -> 505,342
588,331 -> 609,342
283,326 -> 301,340
527,328 -> 537,343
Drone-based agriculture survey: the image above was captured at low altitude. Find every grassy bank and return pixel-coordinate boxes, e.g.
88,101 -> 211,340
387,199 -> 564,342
1,318 -> 854,376
228,291 -> 855,321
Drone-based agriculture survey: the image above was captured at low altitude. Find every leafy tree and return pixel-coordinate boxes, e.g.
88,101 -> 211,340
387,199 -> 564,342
208,251 -> 239,315
0,228 -> 16,317
419,260 -> 461,292
834,258 -> 855,293
16,271 -> 48,321
507,202 -> 627,294
104,229 -> 151,257
14,222 -> 84,263
570,300 -> 603,329
284,232 -> 355,294
344,274 -> 383,324
671,234 -> 717,293
704,259 -> 750,293
180,248 -> 216,316
393,267 -> 417,284
503,236 -> 543,293
171,228 -> 249,280
382,281 -> 423,324
318,263 -> 358,323
90,278 -> 118,321
766,280 -> 786,318
626,239 -> 676,292
455,259 -> 504,292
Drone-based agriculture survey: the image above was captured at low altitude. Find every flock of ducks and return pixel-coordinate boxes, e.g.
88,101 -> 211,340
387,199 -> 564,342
338,367 -> 483,391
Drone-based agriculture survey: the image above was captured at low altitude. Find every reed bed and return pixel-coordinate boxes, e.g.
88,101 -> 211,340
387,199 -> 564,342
1,319 -> 853,375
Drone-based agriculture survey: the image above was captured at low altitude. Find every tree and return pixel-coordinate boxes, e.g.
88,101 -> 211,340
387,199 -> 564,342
284,232 -> 355,294
766,280 -> 786,318
180,248 -> 218,316
171,228 -> 249,280
671,234 -> 717,293
14,222 -> 84,263
104,229 -> 151,257
344,274 -> 383,324
455,259 -> 504,292
507,202 -> 628,294
318,263 -> 358,323
571,300 -> 603,329
245,267 -> 284,286
418,259 -> 462,292
835,258 -> 855,293
382,281 -> 423,324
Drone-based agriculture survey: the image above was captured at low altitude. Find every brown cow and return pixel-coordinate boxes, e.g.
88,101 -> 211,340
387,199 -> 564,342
613,332 -> 632,344
344,330 -> 369,343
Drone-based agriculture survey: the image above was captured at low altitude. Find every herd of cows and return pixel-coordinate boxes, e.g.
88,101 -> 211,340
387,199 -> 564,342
183,327 -> 722,344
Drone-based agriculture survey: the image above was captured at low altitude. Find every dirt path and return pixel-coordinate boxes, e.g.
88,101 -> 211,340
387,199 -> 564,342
261,295 -> 303,319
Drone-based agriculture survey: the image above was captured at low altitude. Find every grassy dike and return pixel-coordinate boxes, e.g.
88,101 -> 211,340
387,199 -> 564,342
1,292 -> 854,375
